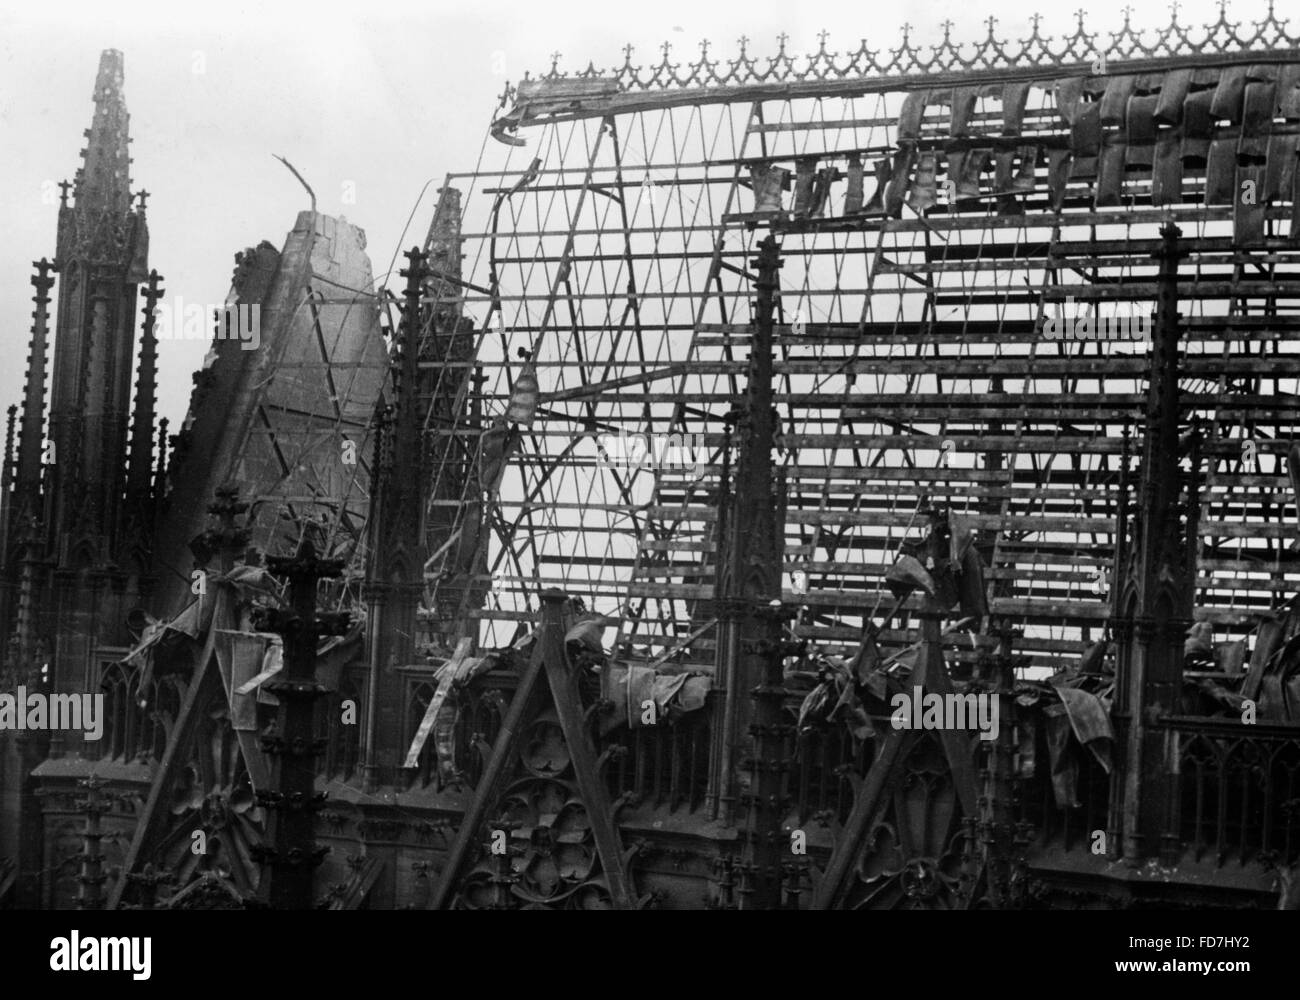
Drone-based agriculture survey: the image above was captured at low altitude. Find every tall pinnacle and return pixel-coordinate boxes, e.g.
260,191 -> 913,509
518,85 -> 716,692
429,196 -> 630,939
126,271 -> 162,503
46,49 -> 150,560
15,260 -> 54,514
75,49 -> 132,219
56,49 -> 148,276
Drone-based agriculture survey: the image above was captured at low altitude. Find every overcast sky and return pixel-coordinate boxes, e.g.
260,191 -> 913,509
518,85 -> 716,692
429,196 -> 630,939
0,0 -> 1231,434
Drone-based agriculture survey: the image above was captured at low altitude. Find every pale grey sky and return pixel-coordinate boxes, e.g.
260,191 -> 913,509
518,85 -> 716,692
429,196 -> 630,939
0,0 -> 1230,433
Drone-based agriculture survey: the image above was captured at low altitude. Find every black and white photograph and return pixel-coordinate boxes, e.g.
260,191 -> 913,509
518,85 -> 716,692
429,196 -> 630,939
0,0 -> 1296,976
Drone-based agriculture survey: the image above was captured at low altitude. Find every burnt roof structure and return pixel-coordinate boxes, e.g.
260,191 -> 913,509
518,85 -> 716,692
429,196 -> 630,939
8,5 -> 1300,913
378,2 -> 1300,908
426,3 -> 1300,676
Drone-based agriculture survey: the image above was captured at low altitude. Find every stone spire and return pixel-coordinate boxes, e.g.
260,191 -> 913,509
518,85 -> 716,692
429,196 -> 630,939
72,51 -> 132,221
1116,223 -> 1196,866
13,260 -> 54,531
46,49 -> 150,564
360,247 -> 430,790
125,271 -> 162,509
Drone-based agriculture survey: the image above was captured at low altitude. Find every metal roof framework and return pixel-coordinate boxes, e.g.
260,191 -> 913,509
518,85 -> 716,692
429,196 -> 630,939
422,5 -> 1300,674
